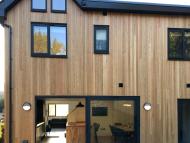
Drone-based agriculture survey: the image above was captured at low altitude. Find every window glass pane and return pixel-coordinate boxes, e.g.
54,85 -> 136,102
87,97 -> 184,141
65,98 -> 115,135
49,104 -> 55,116
32,0 -> 46,10
56,104 -> 69,117
50,26 -> 67,56
184,31 -> 190,59
52,0 -> 66,11
169,31 -> 183,59
33,26 -> 48,54
96,29 -> 107,51
91,100 -> 135,143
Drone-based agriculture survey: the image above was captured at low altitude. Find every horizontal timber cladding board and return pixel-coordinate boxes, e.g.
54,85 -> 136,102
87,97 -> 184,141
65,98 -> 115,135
3,0 -> 190,143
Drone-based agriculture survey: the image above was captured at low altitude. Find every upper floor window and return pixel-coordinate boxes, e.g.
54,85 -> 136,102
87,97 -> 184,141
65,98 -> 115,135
51,0 -> 66,13
168,28 -> 190,60
94,25 -> 109,54
32,23 -> 67,58
32,0 -> 47,12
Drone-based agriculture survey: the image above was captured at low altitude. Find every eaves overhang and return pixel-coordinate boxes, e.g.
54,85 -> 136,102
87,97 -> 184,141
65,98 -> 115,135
74,0 -> 190,15
0,0 -> 19,24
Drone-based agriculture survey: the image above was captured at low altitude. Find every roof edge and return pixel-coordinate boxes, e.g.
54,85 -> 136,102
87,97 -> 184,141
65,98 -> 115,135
74,0 -> 190,15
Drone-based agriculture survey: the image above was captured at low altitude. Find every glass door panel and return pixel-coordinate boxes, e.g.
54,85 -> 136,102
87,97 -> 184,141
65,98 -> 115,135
90,98 -> 138,143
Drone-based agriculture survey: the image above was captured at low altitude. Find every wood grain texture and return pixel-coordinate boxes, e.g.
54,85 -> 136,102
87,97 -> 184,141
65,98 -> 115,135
3,0 -> 190,142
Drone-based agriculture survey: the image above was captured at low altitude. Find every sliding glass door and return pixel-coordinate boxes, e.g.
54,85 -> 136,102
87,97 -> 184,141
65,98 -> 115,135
86,96 -> 140,143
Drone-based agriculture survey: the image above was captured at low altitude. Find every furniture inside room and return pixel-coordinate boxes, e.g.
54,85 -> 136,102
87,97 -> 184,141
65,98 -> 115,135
66,104 -> 86,143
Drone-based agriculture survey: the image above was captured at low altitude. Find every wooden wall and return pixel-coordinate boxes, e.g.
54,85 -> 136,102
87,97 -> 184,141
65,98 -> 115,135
3,0 -> 190,142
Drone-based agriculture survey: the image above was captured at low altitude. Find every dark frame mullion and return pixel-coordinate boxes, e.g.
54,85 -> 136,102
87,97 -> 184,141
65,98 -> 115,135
51,0 -> 67,13
31,0 -> 47,13
94,25 -> 109,54
47,25 -> 51,55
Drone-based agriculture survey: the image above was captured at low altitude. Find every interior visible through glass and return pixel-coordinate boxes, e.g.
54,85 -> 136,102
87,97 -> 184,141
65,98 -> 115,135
90,100 -> 135,143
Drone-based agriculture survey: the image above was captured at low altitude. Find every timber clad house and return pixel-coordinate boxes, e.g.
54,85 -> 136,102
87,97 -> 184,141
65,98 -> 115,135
1,0 -> 190,143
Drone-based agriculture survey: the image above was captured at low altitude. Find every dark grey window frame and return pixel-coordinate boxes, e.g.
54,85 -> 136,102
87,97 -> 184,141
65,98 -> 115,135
31,22 -> 68,58
51,0 -> 67,13
168,28 -> 190,61
94,25 -> 109,54
31,0 -> 47,12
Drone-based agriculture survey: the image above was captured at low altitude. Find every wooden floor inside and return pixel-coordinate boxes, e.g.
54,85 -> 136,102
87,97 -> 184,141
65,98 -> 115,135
42,129 -> 66,143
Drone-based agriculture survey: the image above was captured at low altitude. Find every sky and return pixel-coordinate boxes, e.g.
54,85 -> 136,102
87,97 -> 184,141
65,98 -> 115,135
0,0 -> 190,92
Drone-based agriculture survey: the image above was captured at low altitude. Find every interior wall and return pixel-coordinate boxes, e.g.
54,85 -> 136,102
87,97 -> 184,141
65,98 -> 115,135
44,99 -> 85,124
91,101 -> 134,136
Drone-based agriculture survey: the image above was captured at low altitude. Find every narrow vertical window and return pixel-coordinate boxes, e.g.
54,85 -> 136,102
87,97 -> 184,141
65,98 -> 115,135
168,29 -> 183,60
32,25 -> 48,55
184,31 -> 190,59
50,26 -> 67,56
32,0 -> 47,12
94,25 -> 109,54
48,104 -> 56,116
51,0 -> 66,13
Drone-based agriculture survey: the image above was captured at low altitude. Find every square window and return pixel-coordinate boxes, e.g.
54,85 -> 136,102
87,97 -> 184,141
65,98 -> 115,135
168,28 -> 190,61
32,0 -> 47,12
51,0 -> 66,13
94,25 -> 109,54
31,23 -> 67,58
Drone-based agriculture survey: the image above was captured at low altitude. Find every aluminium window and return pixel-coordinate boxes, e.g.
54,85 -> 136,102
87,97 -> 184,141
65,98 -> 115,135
31,0 -> 47,12
168,28 -> 190,60
31,23 -> 67,58
51,0 -> 67,13
94,25 -> 109,54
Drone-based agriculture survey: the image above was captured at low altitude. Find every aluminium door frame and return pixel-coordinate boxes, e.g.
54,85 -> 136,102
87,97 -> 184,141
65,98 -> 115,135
35,96 -> 140,143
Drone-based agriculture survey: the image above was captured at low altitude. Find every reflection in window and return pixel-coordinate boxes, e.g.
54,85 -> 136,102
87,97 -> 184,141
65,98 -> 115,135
33,25 -> 48,54
168,31 -> 183,59
168,29 -> 190,60
94,25 -> 109,54
32,23 -> 67,58
91,100 -> 135,143
50,26 -> 67,56
52,0 -> 66,12
32,0 -> 46,11
184,32 -> 190,59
